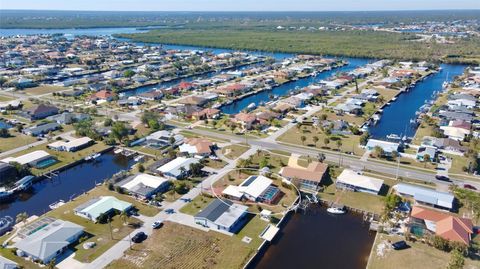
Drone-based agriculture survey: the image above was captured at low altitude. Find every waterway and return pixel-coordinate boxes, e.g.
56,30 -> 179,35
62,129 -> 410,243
368,63 -> 467,139
0,151 -> 133,218
250,205 -> 376,269
220,57 -> 371,114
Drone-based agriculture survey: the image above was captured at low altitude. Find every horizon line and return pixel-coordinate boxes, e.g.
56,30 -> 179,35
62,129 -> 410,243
1,8 -> 480,12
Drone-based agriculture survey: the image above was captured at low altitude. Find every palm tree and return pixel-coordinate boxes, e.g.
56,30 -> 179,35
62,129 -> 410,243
179,166 -> 187,179
120,211 -> 129,225
16,212 -> 28,224
312,136 -> 319,147
423,154 -> 431,168
336,140 -> 343,151
300,135 -> 306,145
323,138 -> 330,148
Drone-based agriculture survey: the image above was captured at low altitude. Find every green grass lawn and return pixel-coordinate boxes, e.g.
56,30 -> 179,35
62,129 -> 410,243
222,143 -> 250,160
0,95 -> 14,102
24,85 -> 68,95
368,233 -> 480,269
179,194 -> 215,215
0,131 -> 38,153
106,221 -> 259,269
277,124 -> 365,156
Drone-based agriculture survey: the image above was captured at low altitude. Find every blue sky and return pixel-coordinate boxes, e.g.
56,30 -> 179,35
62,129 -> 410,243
1,0 -> 479,11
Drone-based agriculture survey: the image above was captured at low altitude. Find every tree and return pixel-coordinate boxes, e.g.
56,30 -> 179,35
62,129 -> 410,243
16,212 -> 28,224
300,135 -> 306,145
123,70 -> 135,78
179,166 -> 187,179
336,140 -> 342,151
423,154 -> 431,167
103,118 -> 113,127
312,136 -> 319,147
138,164 -> 145,173
111,121 -> 130,143
174,181 -> 189,194
0,128 -> 9,138
97,212 -> 109,224
47,258 -> 56,269
317,153 -> 326,162
447,249 -> 465,269
169,136 -> 176,146
359,132 -> 370,146
373,146 -> 385,158
189,163 -> 204,177
259,157 -> 269,168
323,138 -> 330,147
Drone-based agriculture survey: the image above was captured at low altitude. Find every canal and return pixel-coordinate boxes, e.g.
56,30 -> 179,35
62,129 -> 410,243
250,205 -> 376,269
220,57 -> 371,114
0,151 -> 133,218
368,63 -> 467,139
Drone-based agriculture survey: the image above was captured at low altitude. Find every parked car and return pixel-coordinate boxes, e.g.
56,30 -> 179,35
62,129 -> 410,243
391,240 -> 408,250
435,175 -> 450,182
464,184 -> 477,190
131,231 -> 147,243
152,221 -> 163,229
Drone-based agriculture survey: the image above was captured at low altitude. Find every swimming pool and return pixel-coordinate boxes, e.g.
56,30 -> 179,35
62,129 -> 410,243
35,158 -> 58,169
410,225 -> 425,237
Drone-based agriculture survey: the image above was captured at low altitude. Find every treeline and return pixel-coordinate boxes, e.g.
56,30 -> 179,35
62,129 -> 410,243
118,29 -> 480,64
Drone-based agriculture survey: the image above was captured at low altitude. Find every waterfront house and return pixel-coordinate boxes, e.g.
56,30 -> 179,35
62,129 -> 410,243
194,199 -> 248,233
222,175 -> 282,204
74,196 -> 133,222
410,206 -> 472,245
2,150 -> 54,168
156,157 -> 200,179
365,139 -> 400,155
0,255 -> 17,269
393,183 -> 454,210
178,96 -> 208,107
335,169 -> 384,195
47,137 -> 93,152
280,161 -> 328,192
25,104 -> 59,120
0,162 -> 17,186
23,122 -> 61,136
119,173 -> 170,199
48,112 -> 90,125
213,83 -> 249,97
440,125 -> 470,141
178,138 -> 214,157
138,90 -> 164,101
14,217 -> 84,264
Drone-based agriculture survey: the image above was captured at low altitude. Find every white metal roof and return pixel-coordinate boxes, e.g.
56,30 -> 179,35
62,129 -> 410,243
157,157 -> 199,177
336,169 -> 384,193
240,175 -> 273,199
1,150 -> 51,165
394,183 -> 454,209
122,173 -> 169,190
260,224 -> 280,241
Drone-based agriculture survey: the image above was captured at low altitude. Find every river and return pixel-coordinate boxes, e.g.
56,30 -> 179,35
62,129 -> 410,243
368,63 -> 467,139
0,151 -> 133,219
249,205 -> 376,269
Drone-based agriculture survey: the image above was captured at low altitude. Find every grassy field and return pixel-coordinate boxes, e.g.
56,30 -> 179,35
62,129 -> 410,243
24,85 -> 68,95
0,131 -> 38,153
179,194 -> 215,215
368,233 -> 480,269
0,95 -> 14,102
222,143 -> 250,160
278,124 -> 365,156
106,221 -> 260,269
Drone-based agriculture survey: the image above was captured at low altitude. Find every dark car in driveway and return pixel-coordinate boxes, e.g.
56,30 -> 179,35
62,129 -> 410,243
392,240 -> 409,250
132,231 -> 147,243
435,175 -> 450,182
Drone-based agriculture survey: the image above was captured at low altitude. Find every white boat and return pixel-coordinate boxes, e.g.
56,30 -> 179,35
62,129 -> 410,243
212,103 -> 222,109
442,81 -> 449,89
391,97 -> 397,101
134,155 -> 145,162
49,200 -> 65,210
113,148 -> 123,154
85,153 -> 101,161
247,103 -> 256,110
387,134 -> 401,140
327,207 -> 346,214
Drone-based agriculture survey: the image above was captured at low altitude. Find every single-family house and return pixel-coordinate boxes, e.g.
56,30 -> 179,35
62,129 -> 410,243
25,104 -> 59,120
74,196 -> 133,222
156,157 -> 200,179
280,161 -> 328,192
22,122 -> 60,136
416,145 -> 437,162
14,217 -> 84,263
194,199 -> 248,233
178,138 -> 213,156
119,173 -> 170,199
410,206 -> 472,245
47,137 -> 93,152
222,175 -> 282,204
366,139 -> 400,155
1,150 -> 54,168
393,183 -> 454,210
336,169 -> 384,195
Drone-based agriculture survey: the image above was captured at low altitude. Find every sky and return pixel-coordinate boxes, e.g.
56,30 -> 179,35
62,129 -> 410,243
1,0 -> 480,12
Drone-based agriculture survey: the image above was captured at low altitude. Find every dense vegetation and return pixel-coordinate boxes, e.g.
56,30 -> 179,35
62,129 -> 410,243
1,10 -> 480,29
118,29 -> 480,64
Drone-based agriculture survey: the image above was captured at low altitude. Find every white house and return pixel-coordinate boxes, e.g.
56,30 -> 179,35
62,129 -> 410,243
120,173 -> 170,199
194,199 -> 248,233
336,169 -> 384,195
156,157 -> 199,179
74,196 -> 133,222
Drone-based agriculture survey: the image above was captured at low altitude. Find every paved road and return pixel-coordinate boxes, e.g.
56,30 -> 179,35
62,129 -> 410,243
79,145 -> 258,269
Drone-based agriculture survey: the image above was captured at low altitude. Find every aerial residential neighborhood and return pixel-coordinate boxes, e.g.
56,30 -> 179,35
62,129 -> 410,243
0,2 -> 480,269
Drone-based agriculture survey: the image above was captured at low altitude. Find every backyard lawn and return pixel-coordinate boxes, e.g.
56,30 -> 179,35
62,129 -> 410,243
368,233 -> 480,269
0,132 -> 38,153
24,85 -> 68,95
222,143 -> 250,160
106,221 -> 260,269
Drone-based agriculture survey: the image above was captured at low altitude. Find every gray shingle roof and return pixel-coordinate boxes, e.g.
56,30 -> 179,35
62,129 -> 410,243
195,199 -> 233,222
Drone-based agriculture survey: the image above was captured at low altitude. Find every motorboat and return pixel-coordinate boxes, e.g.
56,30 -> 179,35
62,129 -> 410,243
113,148 -> 123,154
387,134 -> 401,140
85,153 -> 101,161
247,103 -> 256,110
327,207 -> 347,214
134,155 -> 145,162
49,200 -> 65,210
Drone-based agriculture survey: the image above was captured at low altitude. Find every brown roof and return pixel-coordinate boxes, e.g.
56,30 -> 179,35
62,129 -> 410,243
411,206 -> 473,245
178,96 -> 207,106
280,162 -> 328,182
185,138 -> 213,154
234,112 -> 256,123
